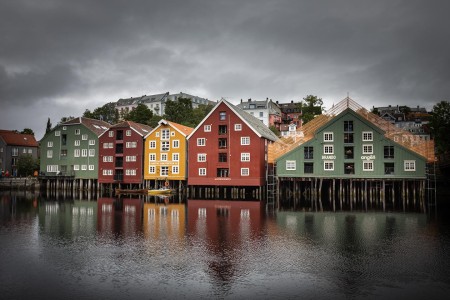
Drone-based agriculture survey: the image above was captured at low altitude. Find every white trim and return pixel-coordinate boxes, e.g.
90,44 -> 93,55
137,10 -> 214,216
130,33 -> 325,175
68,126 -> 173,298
404,160 -> 416,171
286,160 -> 296,170
324,160 -> 334,171
363,161 -> 374,171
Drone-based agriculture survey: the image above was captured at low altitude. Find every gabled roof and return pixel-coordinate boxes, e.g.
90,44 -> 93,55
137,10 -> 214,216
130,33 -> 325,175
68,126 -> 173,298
105,121 -> 152,137
63,117 -> 111,136
0,130 -> 38,147
188,99 -> 279,142
139,92 -> 168,104
145,119 -> 193,138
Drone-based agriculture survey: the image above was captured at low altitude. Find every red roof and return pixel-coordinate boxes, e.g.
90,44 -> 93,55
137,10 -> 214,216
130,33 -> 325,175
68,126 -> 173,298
110,121 -> 153,137
0,130 -> 38,147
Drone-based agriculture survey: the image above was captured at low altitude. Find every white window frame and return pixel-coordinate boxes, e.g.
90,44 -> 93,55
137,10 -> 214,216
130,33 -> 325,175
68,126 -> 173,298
324,161 -> 334,171
47,150 -> 53,158
74,165 -> 80,171
362,144 -> 373,154
323,145 -> 334,154
199,168 -> 206,176
197,138 -> 206,146
149,153 -> 156,161
149,166 -> 156,174
46,165 -> 58,172
286,160 -> 296,170
89,140 -> 95,146
234,124 -> 242,131
241,168 -> 249,176
108,131 -> 114,137
75,140 -> 80,146
126,130 -> 132,136
75,129 -> 81,135
241,137 -> 250,145
362,131 -> 373,142
74,149 -> 80,157
161,153 -> 168,161
82,134 -> 88,140
241,153 -> 250,162
47,141 -> 53,147
404,160 -> 416,171
323,132 -> 334,142
204,125 -> 211,132
161,141 -> 170,151
81,149 -> 88,157
55,131 -> 60,137
172,153 -> 179,161
172,140 -> 179,148
160,166 -> 169,176
197,153 -> 206,162
89,165 -> 94,171
161,129 -> 170,140
363,161 -> 374,171
89,149 -> 95,157
149,140 -> 156,149
81,165 -> 87,170
172,166 -> 179,174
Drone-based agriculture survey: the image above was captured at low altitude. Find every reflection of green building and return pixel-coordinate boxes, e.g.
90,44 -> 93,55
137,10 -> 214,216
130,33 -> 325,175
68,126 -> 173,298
39,117 -> 110,190
273,98 -> 434,210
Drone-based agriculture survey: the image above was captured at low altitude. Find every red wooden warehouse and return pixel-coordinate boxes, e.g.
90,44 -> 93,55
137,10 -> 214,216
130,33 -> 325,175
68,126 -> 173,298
187,99 -> 278,194
98,121 -> 152,187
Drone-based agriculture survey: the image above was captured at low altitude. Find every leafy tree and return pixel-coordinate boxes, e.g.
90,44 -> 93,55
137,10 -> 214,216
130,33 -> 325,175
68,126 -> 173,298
59,116 -> 75,124
21,128 -> 34,135
371,107 -> 379,115
190,104 -> 214,127
45,118 -> 52,134
147,115 -> 164,128
399,105 -> 411,115
83,102 -> 119,124
297,95 -> 323,125
269,125 -> 280,136
303,95 -> 323,108
430,101 -> 450,154
124,103 -> 153,124
164,98 -> 194,125
16,154 -> 39,177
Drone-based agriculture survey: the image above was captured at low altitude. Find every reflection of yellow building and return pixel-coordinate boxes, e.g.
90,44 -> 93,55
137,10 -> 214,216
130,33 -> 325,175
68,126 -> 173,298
144,120 -> 193,186
143,203 -> 185,240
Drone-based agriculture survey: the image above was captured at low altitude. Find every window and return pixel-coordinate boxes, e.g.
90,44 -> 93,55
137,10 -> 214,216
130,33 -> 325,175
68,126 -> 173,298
304,163 -> 313,174
74,149 -> 80,157
172,166 -> 179,174
362,131 -> 373,141
344,146 -> 354,159
199,168 -> 206,176
125,169 -> 136,176
259,111 -> 263,118
161,129 -> 170,140
89,140 -> 95,145
344,121 -> 353,132
198,153 -> 206,162
362,144 -> 373,154
235,124 -> 242,131
219,125 -> 227,135
116,130 -> 123,140
55,131 -> 60,136
81,149 -> 88,157
219,153 -> 227,162
149,141 -> 156,149
324,161 -> 334,171
149,153 -> 156,161
197,138 -> 206,146
324,132 -> 334,142
60,149 -> 67,157
47,150 -> 53,158
304,147 -> 313,159
89,149 -> 95,157
344,133 -> 354,143
160,166 -> 169,176
47,141 -> 53,147
344,163 -> 354,174
108,131 -> 114,137
126,156 -> 136,162
384,146 -> 394,159
172,140 -> 179,148
404,160 -> 416,171
204,125 -> 211,132
219,111 -> 226,120
103,156 -> 112,162
126,130 -> 131,136
81,165 -> 87,170
218,138 -> 227,149
12,148 -> 18,156
385,163 -> 395,175
149,166 -> 156,174
82,134 -> 88,140
217,168 -> 229,177
75,129 -> 81,135
74,165 -> 80,171
363,161 -> 374,171
61,134 -> 67,146
62,126 -> 67,130
286,160 -> 296,170
28,149 -> 32,154
161,141 -> 170,151
47,165 -> 58,172
126,142 -> 137,148
241,168 -> 249,176
172,153 -> 179,161
161,153 -> 168,161
75,140 -> 80,146
89,165 -> 94,171
241,153 -> 250,162
241,137 -> 250,145
324,145 -> 334,154
103,143 -> 108,149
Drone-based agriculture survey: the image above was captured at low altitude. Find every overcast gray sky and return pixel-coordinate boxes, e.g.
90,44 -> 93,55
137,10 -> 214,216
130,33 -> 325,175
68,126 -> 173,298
1,0 -> 449,140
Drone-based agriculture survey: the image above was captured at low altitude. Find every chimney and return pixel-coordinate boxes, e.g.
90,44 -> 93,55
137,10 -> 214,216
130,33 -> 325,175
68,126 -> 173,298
291,100 -> 293,104
276,101 -> 279,104
248,98 -> 251,102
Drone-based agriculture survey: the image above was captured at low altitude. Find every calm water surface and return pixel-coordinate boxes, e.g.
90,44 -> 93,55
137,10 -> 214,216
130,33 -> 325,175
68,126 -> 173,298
1,191 -> 449,299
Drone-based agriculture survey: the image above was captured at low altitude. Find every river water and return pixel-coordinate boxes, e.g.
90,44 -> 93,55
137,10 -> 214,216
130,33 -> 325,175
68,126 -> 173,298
1,191 -> 449,299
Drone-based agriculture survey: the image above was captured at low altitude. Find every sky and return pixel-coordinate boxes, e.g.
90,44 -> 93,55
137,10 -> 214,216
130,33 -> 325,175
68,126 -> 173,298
1,0 -> 449,140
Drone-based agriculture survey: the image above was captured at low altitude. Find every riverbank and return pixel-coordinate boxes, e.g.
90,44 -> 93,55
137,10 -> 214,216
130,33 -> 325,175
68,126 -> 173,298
0,177 -> 40,191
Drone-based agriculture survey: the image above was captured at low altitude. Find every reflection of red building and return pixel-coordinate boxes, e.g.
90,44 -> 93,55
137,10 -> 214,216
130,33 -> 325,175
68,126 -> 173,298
122,198 -> 143,236
97,197 -> 115,233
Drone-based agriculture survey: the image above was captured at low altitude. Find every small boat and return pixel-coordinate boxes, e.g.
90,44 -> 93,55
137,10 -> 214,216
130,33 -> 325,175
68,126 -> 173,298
148,187 -> 172,195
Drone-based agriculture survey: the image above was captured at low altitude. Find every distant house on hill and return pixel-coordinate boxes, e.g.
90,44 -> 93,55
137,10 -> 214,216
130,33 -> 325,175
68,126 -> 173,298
0,130 -> 38,176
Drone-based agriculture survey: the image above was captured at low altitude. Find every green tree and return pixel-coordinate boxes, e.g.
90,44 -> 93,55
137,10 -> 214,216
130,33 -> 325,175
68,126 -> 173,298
124,103 -> 153,124
163,98 -> 194,125
83,102 -> 119,124
16,154 -> 39,177
147,115 -> 164,128
59,116 -> 75,124
45,118 -> 52,134
297,95 -> 323,125
430,101 -> 450,154
269,125 -> 280,136
303,95 -> 323,108
20,128 -> 34,135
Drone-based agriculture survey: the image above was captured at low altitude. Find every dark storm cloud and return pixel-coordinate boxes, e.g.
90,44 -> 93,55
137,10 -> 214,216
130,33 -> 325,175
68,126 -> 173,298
1,0 -> 450,138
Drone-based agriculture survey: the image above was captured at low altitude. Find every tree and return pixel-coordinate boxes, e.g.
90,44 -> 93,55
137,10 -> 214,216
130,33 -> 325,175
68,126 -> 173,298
164,98 -> 194,125
303,95 -> 323,108
297,95 -> 323,125
269,125 -> 280,136
21,128 -> 34,135
430,101 -> 450,154
59,116 -> 75,124
45,118 -> 52,134
83,102 -> 119,124
16,154 -> 39,177
124,103 -> 153,124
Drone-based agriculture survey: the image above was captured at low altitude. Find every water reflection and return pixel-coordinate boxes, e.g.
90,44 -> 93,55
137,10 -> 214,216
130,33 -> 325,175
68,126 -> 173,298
1,191 -> 450,299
